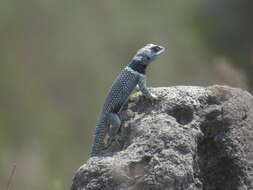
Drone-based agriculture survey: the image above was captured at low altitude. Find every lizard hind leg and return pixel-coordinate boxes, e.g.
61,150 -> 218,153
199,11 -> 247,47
107,112 -> 121,147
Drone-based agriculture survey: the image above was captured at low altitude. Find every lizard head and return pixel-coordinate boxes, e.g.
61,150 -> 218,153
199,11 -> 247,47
133,43 -> 165,65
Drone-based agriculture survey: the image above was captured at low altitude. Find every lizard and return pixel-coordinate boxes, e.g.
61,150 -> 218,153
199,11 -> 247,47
90,43 -> 165,157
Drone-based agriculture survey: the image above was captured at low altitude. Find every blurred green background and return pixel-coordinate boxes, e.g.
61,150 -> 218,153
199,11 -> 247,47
0,0 -> 252,189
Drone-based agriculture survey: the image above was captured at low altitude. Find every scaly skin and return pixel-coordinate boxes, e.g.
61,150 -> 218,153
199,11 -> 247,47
90,44 -> 165,157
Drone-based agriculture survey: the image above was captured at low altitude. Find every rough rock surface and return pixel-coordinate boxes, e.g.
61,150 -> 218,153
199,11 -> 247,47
71,85 -> 253,190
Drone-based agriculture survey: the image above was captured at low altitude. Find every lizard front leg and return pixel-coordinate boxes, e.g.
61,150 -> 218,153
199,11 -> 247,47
138,75 -> 158,99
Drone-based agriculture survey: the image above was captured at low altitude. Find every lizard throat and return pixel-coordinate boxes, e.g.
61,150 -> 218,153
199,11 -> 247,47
128,60 -> 147,74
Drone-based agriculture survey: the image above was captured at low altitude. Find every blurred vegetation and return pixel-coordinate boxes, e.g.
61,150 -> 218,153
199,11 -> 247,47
0,0 -> 251,189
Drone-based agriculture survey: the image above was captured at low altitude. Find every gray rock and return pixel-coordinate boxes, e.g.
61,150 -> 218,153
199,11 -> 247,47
71,85 -> 253,190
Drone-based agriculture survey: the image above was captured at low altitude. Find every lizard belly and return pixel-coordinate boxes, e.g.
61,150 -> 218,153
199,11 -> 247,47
103,69 -> 139,113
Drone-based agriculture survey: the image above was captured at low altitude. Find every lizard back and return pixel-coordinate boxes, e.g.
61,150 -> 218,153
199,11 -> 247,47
101,68 -> 140,114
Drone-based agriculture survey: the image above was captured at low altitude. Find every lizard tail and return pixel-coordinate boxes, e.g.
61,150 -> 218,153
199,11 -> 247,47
90,118 -> 108,157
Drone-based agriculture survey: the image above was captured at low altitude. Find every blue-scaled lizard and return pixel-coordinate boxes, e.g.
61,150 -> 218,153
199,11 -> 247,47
91,44 -> 165,157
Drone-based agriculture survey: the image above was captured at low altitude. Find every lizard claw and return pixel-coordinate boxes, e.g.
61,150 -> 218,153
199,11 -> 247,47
106,136 -> 121,149
145,93 -> 158,100
105,138 -> 113,149
150,93 -> 158,100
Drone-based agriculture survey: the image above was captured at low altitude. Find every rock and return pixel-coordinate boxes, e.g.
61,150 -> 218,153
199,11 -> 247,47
71,85 -> 253,190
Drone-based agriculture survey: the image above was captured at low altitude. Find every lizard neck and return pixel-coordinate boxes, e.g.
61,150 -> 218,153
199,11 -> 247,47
128,59 -> 147,74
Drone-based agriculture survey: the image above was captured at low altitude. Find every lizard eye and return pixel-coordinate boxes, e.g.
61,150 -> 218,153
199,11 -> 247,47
151,46 -> 162,52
